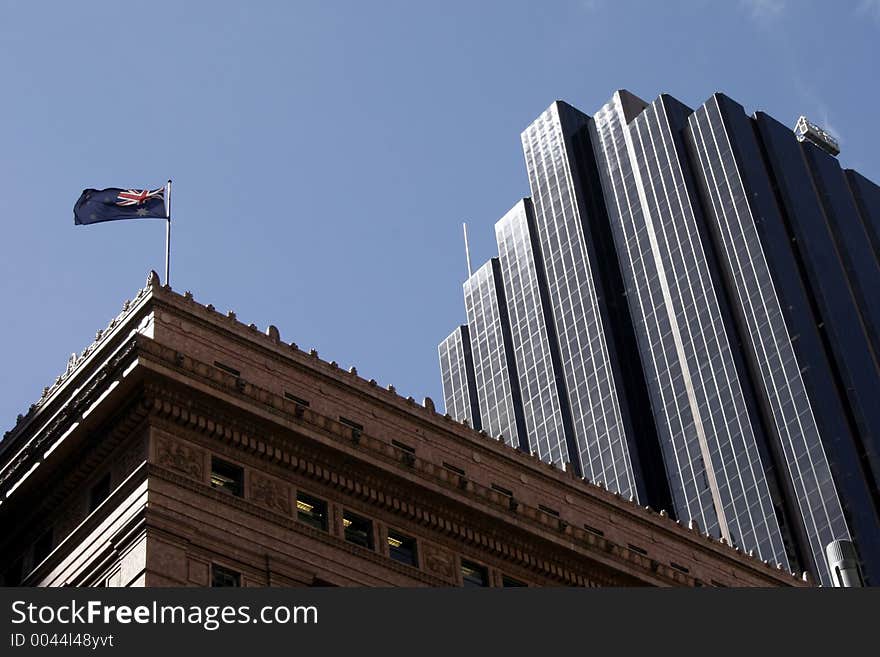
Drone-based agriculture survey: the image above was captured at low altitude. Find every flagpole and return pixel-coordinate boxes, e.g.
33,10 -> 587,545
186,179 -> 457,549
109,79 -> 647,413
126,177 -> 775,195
165,179 -> 172,286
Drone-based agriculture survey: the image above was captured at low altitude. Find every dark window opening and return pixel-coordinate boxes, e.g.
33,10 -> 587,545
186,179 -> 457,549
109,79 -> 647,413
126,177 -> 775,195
343,511 -> 374,549
387,530 -> 417,567
34,529 -> 54,564
213,361 -> 241,377
210,457 -> 244,497
391,440 -> 415,454
502,575 -> 527,587
442,462 -> 466,477
392,440 -> 416,466
297,492 -> 328,531
628,544 -> 648,556
339,417 -> 363,432
461,559 -> 489,587
583,524 -> 605,537
491,483 -> 513,497
339,417 -> 363,441
89,474 -> 111,512
670,562 -> 690,574
538,504 -> 560,517
284,392 -> 310,407
211,564 -> 241,587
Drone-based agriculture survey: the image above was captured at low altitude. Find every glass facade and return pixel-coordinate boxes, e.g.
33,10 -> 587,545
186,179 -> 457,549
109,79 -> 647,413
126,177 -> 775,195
755,112 -> 880,581
591,92 -> 787,564
846,169 -> 880,266
801,148 -> 880,363
436,89 -> 880,585
686,94 -> 850,584
438,325 -> 481,430
494,199 -> 572,467
463,259 -> 527,449
520,102 -> 637,497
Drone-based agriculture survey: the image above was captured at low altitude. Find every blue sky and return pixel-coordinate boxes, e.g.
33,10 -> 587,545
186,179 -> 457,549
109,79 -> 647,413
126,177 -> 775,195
1,0 -> 878,430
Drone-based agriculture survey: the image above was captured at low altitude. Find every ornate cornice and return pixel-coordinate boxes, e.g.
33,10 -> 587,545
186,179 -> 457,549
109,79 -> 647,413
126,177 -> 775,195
3,273 -> 157,441
0,337 -> 142,495
137,342 -> 800,586
137,285 -> 804,583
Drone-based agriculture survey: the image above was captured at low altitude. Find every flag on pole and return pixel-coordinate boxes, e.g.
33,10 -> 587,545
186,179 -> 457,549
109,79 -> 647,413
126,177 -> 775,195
73,186 -> 167,225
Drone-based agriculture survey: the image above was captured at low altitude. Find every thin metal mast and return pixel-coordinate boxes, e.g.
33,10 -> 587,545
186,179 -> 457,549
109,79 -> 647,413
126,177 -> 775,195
463,222 -> 473,278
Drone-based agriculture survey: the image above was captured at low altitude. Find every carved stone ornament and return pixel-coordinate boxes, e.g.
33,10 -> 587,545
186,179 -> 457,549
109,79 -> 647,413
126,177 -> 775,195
155,436 -> 205,480
422,543 -> 455,580
249,472 -> 292,515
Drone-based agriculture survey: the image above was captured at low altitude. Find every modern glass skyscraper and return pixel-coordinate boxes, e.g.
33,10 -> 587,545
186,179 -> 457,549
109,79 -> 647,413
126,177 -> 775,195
755,111 -> 880,534
800,144 -> 880,363
438,325 -> 481,430
518,102 -> 651,498
462,258 -> 528,450
438,89 -> 880,585
685,95 -> 857,582
494,199 -> 573,467
590,91 -> 788,568
847,170 -> 880,265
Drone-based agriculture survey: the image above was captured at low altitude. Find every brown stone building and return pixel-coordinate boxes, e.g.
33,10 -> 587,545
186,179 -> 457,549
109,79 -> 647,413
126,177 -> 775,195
0,273 -> 809,587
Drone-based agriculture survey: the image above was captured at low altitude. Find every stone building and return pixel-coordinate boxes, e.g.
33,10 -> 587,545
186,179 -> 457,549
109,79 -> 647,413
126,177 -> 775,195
0,273 -> 807,587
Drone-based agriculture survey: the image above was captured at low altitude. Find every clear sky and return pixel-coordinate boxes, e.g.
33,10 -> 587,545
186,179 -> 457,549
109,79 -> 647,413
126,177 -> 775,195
1,0 -> 878,431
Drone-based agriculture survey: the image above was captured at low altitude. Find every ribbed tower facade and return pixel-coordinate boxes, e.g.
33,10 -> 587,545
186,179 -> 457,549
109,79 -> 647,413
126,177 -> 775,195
591,91 -> 788,567
437,90 -> 880,586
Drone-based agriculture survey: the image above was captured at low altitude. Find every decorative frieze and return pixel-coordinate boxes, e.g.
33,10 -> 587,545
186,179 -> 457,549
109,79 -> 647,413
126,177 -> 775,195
249,472 -> 292,515
155,435 -> 205,482
422,543 -> 456,582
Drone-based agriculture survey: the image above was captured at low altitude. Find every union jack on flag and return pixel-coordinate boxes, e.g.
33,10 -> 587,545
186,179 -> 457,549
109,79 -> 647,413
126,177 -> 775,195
115,187 -> 165,207
73,184 -> 168,225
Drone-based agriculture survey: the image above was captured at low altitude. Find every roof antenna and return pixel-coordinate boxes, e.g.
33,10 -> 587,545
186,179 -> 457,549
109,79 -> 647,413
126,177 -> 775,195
463,222 -> 473,278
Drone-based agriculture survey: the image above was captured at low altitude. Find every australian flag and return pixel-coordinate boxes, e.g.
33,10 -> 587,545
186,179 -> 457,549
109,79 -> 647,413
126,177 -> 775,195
74,186 -> 167,225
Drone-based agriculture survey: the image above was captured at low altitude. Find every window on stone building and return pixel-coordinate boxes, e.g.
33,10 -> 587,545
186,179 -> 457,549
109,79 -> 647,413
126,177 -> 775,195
89,474 -> 111,512
339,417 -> 363,441
296,492 -> 328,531
461,559 -> 489,587
502,575 -> 527,587
284,392 -> 310,407
628,544 -> 648,556
211,457 -> 244,497
491,483 -> 513,497
213,361 -> 241,377
391,439 -> 415,454
387,529 -> 417,567
339,417 -> 363,431
343,511 -> 374,549
211,564 -> 241,587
